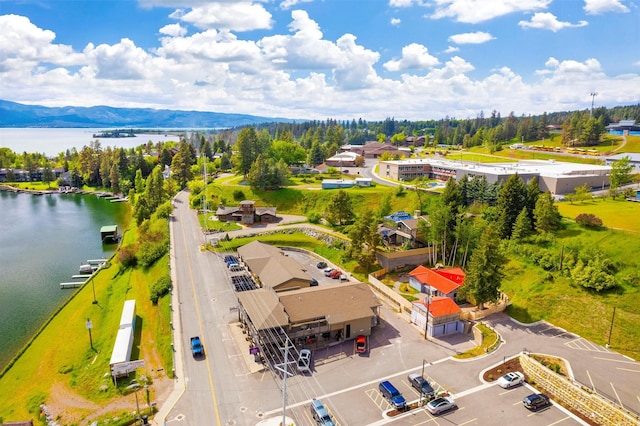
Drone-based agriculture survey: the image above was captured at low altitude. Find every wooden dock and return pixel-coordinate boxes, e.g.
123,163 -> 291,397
60,281 -> 85,289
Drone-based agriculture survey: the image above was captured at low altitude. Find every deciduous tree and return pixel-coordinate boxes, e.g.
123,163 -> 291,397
325,190 -> 354,226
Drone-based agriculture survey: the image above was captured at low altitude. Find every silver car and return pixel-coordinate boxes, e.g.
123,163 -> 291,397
425,396 -> 456,415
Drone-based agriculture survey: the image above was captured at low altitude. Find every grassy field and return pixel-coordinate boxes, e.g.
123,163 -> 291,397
557,197 -> 640,232
502,222 -> 640,359
0,226 -> 173,423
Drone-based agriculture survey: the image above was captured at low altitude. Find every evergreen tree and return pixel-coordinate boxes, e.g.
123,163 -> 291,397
525,176 -> 540,224
441,177 -> 463,214
511,207 -> 532,240
459,224 -> 506,309
533,191 -> 561,233
234,127 -> 261,178
308,141 -> 325,167
347,209 -> 382,273
496,174 -> 527,239
325,190 -> 354,225
171,142 -> 194,189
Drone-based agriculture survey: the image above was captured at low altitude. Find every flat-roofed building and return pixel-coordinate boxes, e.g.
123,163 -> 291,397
379,158 -> 611,195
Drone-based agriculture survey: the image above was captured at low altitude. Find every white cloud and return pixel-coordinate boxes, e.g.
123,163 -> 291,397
84,38 -> 162,80
389,0 -> 427,6
0,14 -> 84,72
280,0 -> 313,10
169,2 -> 273,31
259,10 -> 344,69
448,31 -> 495,45
2,8 -> 640,121
583,0 -> 629,15
390,18 -> 402,26
429,0 -> 552,23
159,23 -> 187,37
444,45 -> 460,53
383,43 -> 439,71
518,12 -> 588,32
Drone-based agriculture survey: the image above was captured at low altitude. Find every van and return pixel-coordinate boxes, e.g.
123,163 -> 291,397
379,380 -> 406,410
309,399 -> 335,426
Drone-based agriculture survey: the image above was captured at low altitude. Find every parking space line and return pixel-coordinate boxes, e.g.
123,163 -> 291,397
548,416 -> 571,425
592,356 -> 639,365
586,370 -> 596,392
616,367 -> 640,373
610,383 -> 624,409
458,418 -> 477,426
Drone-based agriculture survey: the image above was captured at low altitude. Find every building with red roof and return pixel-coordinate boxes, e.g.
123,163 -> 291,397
408,265 -> 465,301
411,297 -> 463,337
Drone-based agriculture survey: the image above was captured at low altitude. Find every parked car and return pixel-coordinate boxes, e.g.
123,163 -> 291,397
316,261 -> 327,269
330,269 -> 341,279
339,274 -> 348,281
523,393 -> 551,410
309,399 -> 335,426
378,381 -> 406,410
497,371 -> 525,388
425,396 -> 456,415
323,267 -> 335,277
408,373 -> 435,398
310,278 -> 319,287
355,335 -> 367,353
297,349 -> 311,373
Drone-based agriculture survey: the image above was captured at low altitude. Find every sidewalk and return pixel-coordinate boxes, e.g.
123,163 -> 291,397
228,322 -> 268,374
152,207 -> 185,426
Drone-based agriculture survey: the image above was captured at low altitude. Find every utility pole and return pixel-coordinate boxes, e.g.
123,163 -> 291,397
85,318 -> 94,351
590,92 -> 598,116
607,307 -> 616,348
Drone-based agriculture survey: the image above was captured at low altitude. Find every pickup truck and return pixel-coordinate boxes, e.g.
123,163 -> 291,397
190,336 -> 204,358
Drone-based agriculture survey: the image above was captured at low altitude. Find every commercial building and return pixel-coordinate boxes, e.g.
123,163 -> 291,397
605,153 -> 640,173
379,158 -> 611,195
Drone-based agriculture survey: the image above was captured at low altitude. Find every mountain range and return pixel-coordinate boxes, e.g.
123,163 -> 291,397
0,99 -> 295,128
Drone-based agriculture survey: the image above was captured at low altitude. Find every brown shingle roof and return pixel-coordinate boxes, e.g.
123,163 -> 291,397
238,241 -> 310,290
278,282 -> 381,325
237,289 -> 289,330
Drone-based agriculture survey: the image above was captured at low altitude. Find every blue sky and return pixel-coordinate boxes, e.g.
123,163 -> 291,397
1,0 -> 639,121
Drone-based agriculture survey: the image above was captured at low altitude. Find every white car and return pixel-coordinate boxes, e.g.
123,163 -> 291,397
497,371 -> 525,388
297,349 -> 311,373
425,396 -> 456,415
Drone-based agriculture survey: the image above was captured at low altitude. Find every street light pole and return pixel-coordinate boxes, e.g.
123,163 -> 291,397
127,382 -> 141,423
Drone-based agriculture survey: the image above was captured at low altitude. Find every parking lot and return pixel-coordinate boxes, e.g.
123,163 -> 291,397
219,249 -> 592,425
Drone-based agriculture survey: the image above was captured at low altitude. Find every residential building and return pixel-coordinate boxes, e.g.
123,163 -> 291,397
216,200 -> 278,224
408,265 -> 465,301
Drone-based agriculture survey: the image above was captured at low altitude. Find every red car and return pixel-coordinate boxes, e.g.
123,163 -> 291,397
329,269 -> 341,279
355,335 -> 367,353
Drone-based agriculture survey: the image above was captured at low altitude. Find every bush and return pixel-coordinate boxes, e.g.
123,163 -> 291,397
232,189 -> 245,201
118,246 -> 138,268
155,201 -> 173,219
575,213 -> 603,228
307,211 -> 322,224
150,275 -> 172,304
137,241 -> 168,267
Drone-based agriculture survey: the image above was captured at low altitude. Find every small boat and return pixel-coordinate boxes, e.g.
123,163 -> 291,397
79,264 -> 96,274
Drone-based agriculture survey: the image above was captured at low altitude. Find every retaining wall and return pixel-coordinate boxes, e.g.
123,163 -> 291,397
520,352 -> 639,426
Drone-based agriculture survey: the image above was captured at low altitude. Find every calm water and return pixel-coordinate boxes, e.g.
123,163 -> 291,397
0,128 -> 181,156
0,191 -> 129,369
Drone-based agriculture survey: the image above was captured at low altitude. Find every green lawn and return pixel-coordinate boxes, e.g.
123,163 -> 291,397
502,223 -> 640,359
557,197 -> 640,232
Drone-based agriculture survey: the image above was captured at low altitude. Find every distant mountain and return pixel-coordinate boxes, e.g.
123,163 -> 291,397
0,99 -> 295,128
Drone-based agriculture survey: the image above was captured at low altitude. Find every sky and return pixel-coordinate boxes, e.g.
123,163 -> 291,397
1,0 -> 639,122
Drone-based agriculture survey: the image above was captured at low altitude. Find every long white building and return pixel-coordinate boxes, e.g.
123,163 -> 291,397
379,158 -> 611,195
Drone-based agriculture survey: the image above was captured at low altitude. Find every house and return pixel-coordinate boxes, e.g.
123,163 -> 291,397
411,297 -> 463,337
408,265 -> 465,301
237,241 -> 313,291
216,200 -> 278,224
379,213 -> 427,248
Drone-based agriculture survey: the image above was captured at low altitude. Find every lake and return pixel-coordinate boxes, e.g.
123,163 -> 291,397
0,191 -> 129,369
0,128 -> 182,156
